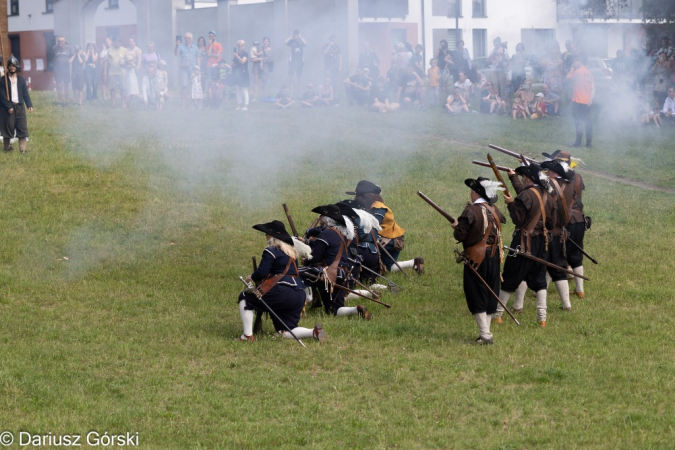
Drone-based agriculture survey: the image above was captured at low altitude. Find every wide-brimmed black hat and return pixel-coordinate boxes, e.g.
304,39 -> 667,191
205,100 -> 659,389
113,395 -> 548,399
346,180 -> 381,196
542,149 -> 571,162
311,204 -> 346,226
335,202 -> 360,220
515,163 -> 544,184
340,198 -> 367,211
252,220 -> 294,245
541,160 -> 575,181
465,177 -> 496,203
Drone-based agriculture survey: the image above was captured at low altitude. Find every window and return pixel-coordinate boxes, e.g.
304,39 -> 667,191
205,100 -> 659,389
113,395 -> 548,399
473,29 -> 487,58
108,0 -> 119,8
10,0 -> 19,16
432,0 -> 462,17
45,0 -> 54,14
472,0 -> 486,17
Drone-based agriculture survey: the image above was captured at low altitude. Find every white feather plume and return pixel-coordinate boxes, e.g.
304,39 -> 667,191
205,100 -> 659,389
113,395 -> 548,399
479,179 -> 505,200
340,216 -> 355,241
560,161 -> 571,173
538,171 -> 553,193
292,237 -> 312,259
354,209 -> 382,234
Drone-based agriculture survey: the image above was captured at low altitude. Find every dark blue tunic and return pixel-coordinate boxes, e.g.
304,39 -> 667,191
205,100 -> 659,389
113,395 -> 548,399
238,246 -> 306,332
300,227 -> 350,315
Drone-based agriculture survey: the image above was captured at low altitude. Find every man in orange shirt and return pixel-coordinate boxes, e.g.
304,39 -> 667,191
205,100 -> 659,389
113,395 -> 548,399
206,31 -> 222,94
566,54 -> 595,148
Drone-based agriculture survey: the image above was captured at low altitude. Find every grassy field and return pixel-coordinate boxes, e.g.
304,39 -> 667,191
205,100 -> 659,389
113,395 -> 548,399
0,92 -> 674,449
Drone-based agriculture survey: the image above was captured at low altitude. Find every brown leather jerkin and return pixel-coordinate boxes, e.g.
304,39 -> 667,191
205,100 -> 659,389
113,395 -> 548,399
465,203 -> 502,268
521,186 -> 548,253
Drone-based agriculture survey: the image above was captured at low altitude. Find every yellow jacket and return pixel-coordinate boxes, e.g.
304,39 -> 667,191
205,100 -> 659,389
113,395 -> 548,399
371,201 -> 405,239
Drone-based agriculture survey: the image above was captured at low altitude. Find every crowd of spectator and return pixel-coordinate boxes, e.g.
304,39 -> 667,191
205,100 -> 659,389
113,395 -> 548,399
46,29 -> 675,127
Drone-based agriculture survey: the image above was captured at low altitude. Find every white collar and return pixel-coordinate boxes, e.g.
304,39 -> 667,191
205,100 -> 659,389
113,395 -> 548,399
473,198 -> 487,205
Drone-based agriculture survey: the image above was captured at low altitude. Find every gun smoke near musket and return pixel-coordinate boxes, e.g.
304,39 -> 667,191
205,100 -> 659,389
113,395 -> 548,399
473,160 -> 511,172
488,144 -> 538,165
238,277 -> 306,348
417,191 -> 456,224
504,246 -> 590,280
487,153 -> 512,199
455,249 -> 520,326
567,238 -> 599,265
282,203 -> 299,237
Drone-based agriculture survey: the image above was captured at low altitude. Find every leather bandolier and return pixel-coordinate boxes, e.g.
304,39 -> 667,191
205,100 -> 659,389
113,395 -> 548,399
521,186 -> 549,254
549,177 -> 572,258
465,203 -> 503,269
254,258 -> 295,299
323,228 -> 346,290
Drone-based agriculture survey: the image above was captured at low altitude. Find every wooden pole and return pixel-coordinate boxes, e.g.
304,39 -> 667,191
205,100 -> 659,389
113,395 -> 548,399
0,0 -> 9,100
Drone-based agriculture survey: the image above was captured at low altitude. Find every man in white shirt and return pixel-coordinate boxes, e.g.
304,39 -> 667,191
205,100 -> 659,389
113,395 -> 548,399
661,87 -> 675,121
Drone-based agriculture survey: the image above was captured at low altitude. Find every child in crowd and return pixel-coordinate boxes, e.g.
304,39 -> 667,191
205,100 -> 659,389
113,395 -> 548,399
155,60 -> 169,111
428,58 -> 440,106
445,86 -> 469,114
191,65 -> 203,109
275,85 -> 294,109
301,82 -> 318,107
530,92 -> 547,119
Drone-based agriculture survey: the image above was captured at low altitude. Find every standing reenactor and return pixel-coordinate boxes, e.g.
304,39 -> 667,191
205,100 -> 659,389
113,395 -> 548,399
451,178 -> 507,345
494,164 -> 557,327
0,57 -> 33,154
346,180 -> 425,275
300,204 -> 372,320
541,158 -> 577,311
544,150 -> 587,299
237,220 -> 326,343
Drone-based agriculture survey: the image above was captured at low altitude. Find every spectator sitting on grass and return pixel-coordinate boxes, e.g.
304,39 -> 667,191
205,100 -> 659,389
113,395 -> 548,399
301,82 -> 318,107
541,83 -> 560,116
530,92 -> 546,119
445,86 -> 469,114
632,91 -> 662,127
344,67 -> 371,106
661,87 -> 675,122
453,71 -> 473,99
275,85 -> 294,109
512,80 -> 534,119
399,66 -> 426,110
369,77 -> 399,113
480,82 -> 506,115
316,78 -> 335,106
473,70 -> 488,96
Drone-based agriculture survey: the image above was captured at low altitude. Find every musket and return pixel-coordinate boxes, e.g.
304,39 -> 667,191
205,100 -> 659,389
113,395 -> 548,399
487,153 -> 512,199
455,249 -> 520,326
519,154 -> 530,166
472,160 -> 511,172
417,191 -> 456,224
282,203 -> 299,237
376,240 -> 410,278
303,272 -> 392,308
488,144 -> 538,165
349,274 -> 382,300
359,264 -> 404,292
306,215 -> 321,237
566,237 -> 599,265
504,245 -> 590,280
238,277 -> 306,348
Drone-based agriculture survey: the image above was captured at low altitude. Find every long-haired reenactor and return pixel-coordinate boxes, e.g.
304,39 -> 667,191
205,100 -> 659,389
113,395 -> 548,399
451,178 -> 507,344
237,220 -> 326,343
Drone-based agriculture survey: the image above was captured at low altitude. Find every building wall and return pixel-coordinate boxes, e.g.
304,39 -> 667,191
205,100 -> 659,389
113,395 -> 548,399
11,29 -> 54,91
7,0 -> 54,32
176,6 -> 218,39
93,0 -> 136,27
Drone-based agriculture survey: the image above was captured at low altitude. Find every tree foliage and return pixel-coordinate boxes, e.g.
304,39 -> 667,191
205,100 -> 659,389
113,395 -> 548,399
556,0 -> 674,23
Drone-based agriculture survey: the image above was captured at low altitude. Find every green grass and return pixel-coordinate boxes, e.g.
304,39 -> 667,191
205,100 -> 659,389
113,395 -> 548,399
0,92 -> 674,449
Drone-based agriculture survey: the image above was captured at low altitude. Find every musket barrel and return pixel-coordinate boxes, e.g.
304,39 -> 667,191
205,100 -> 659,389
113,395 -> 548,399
417,191 -> 456,223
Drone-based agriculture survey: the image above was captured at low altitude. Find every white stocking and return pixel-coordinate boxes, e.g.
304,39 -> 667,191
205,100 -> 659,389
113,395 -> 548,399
554,280 -> 571,309
390,259 -> 415,272
474,312 -> 493,340
513,281 -> 527,310
495,290 -> 512,317
283,327 -> 314,339
535,290 -> 547,322
336,306 -> 359,316
239,300 -> 254,336
346,290 -> 372,301
573,266 -> 584,293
